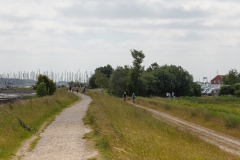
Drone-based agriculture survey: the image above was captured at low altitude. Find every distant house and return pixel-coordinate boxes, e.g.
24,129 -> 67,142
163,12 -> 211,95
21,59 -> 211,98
211,75 -> 224,85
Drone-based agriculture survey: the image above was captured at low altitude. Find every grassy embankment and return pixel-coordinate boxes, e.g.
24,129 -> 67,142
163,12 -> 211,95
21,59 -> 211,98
136,95 -> 240,139
0,88 -> 79,159
83,90 -> 239,159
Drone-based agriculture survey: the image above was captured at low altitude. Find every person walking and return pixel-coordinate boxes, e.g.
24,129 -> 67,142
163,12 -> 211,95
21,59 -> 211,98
132,93 -> 136,103
123,92 -> 127,101
76,86 -> 79,94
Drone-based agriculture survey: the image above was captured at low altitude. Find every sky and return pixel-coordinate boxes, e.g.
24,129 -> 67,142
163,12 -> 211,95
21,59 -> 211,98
1,0 -> 240,82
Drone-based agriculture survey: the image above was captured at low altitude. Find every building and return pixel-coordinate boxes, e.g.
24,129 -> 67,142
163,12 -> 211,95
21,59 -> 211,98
211,75 -> 224,85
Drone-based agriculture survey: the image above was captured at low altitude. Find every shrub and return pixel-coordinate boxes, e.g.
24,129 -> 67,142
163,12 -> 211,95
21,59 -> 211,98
35,74 -> 56,95
235,90 -> 240,97
219,85 -> 234,96
233,83 -> 240,91
36,82 -> 47,97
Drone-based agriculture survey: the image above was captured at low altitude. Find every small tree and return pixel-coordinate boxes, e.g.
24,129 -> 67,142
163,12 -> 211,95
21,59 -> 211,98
36,82 -> 47,97
35,74 -> 56,95
223,69 -> 240,85
109,66 -> 128,96
95,72 -> 109,88
129,49 -> 145,95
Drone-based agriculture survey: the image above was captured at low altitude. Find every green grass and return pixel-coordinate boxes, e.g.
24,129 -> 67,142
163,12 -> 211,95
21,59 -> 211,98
84,90 -> 239,159
136,96 -> 240,139
0,88 -> 79,159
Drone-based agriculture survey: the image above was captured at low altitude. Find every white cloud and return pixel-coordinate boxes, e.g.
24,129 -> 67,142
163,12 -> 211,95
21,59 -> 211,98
1,0 -> 240,81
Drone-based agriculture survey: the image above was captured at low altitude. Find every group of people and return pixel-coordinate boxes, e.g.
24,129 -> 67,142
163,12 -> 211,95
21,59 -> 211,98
166,92 -> 175,98
123,92 -> 136,103
69,86 -> 87,94
123,91 -> 175,102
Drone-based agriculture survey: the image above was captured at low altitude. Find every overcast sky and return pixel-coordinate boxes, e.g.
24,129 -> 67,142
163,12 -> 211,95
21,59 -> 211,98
1,0 -> 240,81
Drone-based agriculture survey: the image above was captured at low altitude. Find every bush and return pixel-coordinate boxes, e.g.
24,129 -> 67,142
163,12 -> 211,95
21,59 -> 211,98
235,90 -> 240,97
36,82 -> 47,97
219,85 -> 234,96
233,83 -> 240,90
35,74 -> 56,95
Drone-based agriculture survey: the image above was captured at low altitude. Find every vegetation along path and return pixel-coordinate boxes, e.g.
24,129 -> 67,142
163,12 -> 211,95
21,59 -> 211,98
20,93 -> 98,160
130,102 -> 240,157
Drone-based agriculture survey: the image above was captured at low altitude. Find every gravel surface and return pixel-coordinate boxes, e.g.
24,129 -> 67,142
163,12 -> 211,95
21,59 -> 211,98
131,102 -> 240,157
18,93 -> 98,160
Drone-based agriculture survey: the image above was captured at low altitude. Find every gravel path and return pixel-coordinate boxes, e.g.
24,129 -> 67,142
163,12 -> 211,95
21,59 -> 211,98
20,93 -> 98,160
131,102 -> 240,157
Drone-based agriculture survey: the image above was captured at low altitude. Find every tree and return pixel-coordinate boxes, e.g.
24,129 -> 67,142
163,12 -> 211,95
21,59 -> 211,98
222,69 -> 240,85
95,64 -> 114,79
141,65 -> 194,97
36,82 -> 47,97
89,74 -> 98,88
109,66 -> 129,96
189,82 -> 201,97
146,62 -> 159,72
129,49 -> 145,95
35,74 -> 56,95
95,72 -> 109,88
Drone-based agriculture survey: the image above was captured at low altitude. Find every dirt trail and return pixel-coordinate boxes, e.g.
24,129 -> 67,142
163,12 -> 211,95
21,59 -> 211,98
131,102 -> 240,157
15,93 -> 98,160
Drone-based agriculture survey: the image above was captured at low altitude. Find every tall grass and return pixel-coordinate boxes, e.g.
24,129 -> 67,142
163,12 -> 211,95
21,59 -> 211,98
0,88 -> 79,159
84,90 -> 238,159
137,96 -> 240,139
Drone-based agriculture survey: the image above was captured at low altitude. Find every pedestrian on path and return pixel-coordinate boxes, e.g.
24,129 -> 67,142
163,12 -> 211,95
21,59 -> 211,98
123,92 -> 127,101
132,93 -> 136,103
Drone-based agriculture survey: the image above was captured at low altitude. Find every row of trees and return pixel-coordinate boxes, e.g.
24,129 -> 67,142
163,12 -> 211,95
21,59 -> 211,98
89,50 -> 201,97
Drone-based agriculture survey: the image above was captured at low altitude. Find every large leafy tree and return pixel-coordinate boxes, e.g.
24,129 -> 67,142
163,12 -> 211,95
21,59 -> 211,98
95,72 -> 109,88
89,74 -> 98,88
129,49 -> 145,95
109,66 -> 129,96
142,65 -> 195,96
146,62 -> 159,72
95,64 -> 114,79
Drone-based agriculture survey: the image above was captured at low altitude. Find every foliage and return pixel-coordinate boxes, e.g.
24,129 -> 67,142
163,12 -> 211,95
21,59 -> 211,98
94,64 -> 114,79
35,74 -> 56,95
235,90 -> 240,97
219,85 -> 235,96
141,65 -> 195,96
129,49 -> 145,95
189,82 -> 202,97
146,62 -> 159,72
36,82 -> 47,97
109,66 -> 129,96
222,69 -> 240,85
103,49 -> 197,97
89,74 -> 98,89
94,72 -> 109,88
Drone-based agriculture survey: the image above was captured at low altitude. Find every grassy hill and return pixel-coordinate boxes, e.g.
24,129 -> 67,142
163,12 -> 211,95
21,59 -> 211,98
84,90 -> 239,159
0,88 -> 79,159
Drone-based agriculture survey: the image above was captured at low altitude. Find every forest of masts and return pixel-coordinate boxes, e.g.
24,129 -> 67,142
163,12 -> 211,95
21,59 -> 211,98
0,69 -> 92,88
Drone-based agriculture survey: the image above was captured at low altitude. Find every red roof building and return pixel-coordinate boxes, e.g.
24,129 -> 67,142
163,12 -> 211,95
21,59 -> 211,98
211,75 -> 224,85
